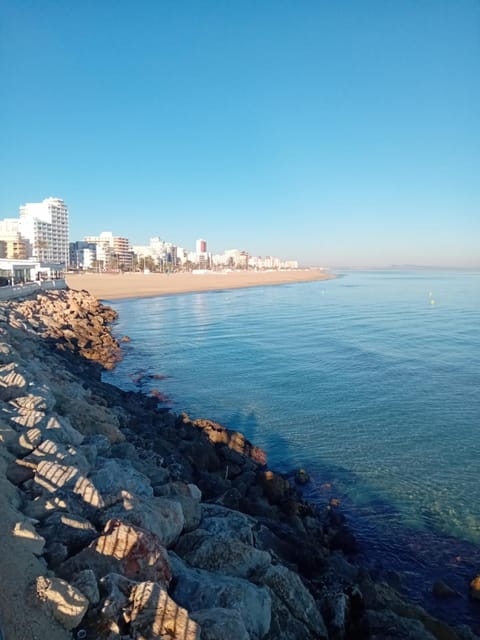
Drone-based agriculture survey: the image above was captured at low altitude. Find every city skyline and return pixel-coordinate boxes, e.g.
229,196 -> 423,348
1,2 -> 479,267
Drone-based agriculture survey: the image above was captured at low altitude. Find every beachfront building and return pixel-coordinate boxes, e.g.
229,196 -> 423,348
0,218 -> 29,259
69,241 -> 97,270
18,197 -> 69,266
84,232 -> 133,271
146,237 -> 178,270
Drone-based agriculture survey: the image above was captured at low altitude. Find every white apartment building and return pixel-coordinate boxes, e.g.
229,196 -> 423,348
84,231 -> 133,270
84,232 -> 114,268
18,197 -> 69,266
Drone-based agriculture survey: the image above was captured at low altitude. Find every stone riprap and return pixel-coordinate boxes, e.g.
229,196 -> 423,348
0,288 -> 477,639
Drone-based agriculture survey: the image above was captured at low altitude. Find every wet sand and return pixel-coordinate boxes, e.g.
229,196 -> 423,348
66,269 -> 333,301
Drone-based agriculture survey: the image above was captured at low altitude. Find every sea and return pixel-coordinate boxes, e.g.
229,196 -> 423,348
103,269 -> 480,629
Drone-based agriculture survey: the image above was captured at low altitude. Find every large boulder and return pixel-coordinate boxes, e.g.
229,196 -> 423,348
153,481 -> 202,531
97,492 -> 184,548
38,512 -> 97,555
60,519 -> 171,586
191,608 -> 249,640
175,529 -> 271,579
258,564 -> 327,639
169,553 -> 271,639
364,609 -> 436,639
199,503 -> 257,545
33,460 -> 104,509
9,410 -> 84,446
54,396 -> 124,442
25,439 -> 91,475
129,581 -> 200,640
11,385 -> 56,412
36,576 -> 89,631
0,362 -> 28,401
88,457 -> 153,502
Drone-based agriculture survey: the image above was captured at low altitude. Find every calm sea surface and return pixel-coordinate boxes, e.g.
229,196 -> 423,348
104,270 -> 480,627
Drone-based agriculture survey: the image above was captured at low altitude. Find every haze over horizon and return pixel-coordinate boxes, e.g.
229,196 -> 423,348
1,1 -> 478,268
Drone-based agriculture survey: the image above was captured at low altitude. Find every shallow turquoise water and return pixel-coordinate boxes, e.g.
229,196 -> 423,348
104,270 -> 480,626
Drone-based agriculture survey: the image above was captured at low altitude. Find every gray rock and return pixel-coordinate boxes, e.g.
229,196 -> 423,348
258,564 -> 327,639
97,492 -> 184,548
60,520 -> 171,586
25,439 -> 91,475
153,481 -> 202,531
98,573 -> 133,627
44,542 -> 69,567
191,608 -> 249,640
12,519 -> 46,556
129,581 -> 200,640
38,512 -> 97,554
11,386 -> 56,411
33,460 -> 104,510
364,609 -> 436,640
146,464 -> 171,487
199,503 -> 256,545
82,433 -> 112,456
88,457 -> 153,501
6,459 -> 34,485
71,569 -> 100,604
36,575 -> 89,631
321,592 -> 350,640
169,552 -> 271,640
266,592 -> 323,640
176,529 -> 271,578
0,362 -> 28,401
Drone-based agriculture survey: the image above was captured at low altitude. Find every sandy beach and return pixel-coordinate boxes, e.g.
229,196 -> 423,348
66,269 -> 333,301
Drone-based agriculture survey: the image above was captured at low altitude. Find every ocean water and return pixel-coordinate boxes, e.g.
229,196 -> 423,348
104,270 -> 480,627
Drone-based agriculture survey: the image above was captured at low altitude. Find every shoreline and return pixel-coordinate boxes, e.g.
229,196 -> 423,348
66,269 -> 334,300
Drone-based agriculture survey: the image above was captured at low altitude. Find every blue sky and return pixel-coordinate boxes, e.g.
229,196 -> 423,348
1,1 -> 478,267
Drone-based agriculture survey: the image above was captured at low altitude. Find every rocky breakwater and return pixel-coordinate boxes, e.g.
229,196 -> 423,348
0,287 -> 478,640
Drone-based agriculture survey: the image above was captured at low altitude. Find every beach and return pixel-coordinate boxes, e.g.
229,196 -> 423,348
66,269 -> 333,300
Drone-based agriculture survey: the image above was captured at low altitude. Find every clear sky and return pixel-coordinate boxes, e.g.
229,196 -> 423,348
1,1 -> 479,267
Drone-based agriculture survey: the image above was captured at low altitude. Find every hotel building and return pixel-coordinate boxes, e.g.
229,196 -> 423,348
18,197 -> 69,266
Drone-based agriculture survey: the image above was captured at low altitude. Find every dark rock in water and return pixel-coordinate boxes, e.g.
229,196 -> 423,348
330,526 -> 357,554
295,468 -> 310,485
432,580 -> 458,598
257,470 -> 293,504
364,609 -> 437,640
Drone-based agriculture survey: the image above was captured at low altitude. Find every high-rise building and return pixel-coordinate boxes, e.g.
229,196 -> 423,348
84,231 -> 133,270
18,197 -> 69,266
196,238 -> 207,254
